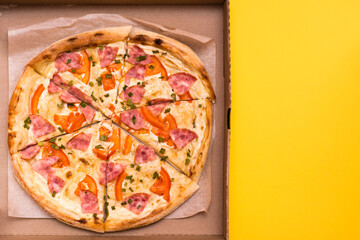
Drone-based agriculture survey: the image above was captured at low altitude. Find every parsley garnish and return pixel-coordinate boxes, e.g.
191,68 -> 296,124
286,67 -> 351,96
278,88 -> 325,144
129,187 -> 134,192
89,81 -> 94,87
67,59 -> 71,64
51,144 -> 60,150
136,165 -> 141,171
160,156 -> 168,161
57,102 -> 64,108
100,135 -> 108,141
128,199 -> 133,204
105,74 -> 112,79
52,191 -> 56,197
136,55 -> 146,62
149,65 -> 154,70
160,148 -> 165,154
104,93 -> 110,98
185,158 -> 190,165
171,93 -> 176,102
72,69 -> 76,73
152,50 -> 159,54
198,104 -> 202,108
69,80 -> 74,86
95,145 -> 104,149
88,56 -> 93,61
99,97 -> 104,103
80,101 -> 86,108
49,138 -> 56,143
115,59 -> 121,64
37,142 -> 43,147
111,206 -> 116,210
158,136 -> 164,143
164,108 -> 170,113
91,92 -> 97,101
99,46 -> 103,50
137,205 -> 141,209
132,115 -> 136,125
130,164 -> 135,168
123,85 -> 128,91
121,201 -> 127,205
58,127 -> 64,133
128,92 -> 133,97
153,171 -> 160,179
96,77 -> 102,86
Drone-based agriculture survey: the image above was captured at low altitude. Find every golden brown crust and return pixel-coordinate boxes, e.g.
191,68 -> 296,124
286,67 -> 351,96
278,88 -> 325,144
105,175 -> 199,232
27,26 -> 132,68
129,29 -> 216,102
188,99 -> 213,183
10,153 -> 105,232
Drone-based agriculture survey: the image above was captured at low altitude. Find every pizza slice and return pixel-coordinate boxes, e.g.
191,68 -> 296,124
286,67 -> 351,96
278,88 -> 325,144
12,121 -> 114,232
114,29 -> 215,113
26,27 -> 132,118
115,99 -> 212,182
8,66 -> 104,154
98,124 -> 199,231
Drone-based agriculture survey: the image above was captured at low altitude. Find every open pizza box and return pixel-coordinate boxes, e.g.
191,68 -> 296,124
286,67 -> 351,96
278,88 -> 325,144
0,0 -> 230,239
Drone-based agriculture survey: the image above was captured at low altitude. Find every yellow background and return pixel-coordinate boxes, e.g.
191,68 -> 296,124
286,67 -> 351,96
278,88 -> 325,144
230,0 -> 360,239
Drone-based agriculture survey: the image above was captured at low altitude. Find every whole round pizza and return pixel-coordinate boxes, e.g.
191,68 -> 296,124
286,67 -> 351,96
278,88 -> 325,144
8,26 -> 215,232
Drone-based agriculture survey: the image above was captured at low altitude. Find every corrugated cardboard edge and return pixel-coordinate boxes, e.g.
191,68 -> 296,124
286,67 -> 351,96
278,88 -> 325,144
224,0 -> 230,239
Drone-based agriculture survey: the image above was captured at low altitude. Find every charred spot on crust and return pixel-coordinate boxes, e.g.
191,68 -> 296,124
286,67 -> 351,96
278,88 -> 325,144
42,54 -> 51,60
79,158 -> 89,165
78,218 -> 87,224
94,32 -> 104,37
66,171 -> 72,178
67,37 -> 77,42
132,34 -> 147,43
154,38 -> 163,45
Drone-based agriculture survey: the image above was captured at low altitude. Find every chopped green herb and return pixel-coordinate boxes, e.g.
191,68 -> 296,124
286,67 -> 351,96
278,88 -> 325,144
128,92 -> 133,97
162,52 -> 167,55
67,59 -> 71,64
159,76 -> 164,79
52,191 -> 56,197
121,201 -> 127,205
171,178 -> 175,182
129,187 -> 134,192
100,135 -> 108,141
137,205 -> 141,209
72,69 -> 76,73
158,136 -> 164,143
171,93 -> 176,102
24,116 -> 31,124
128,199 -> 133,204
185,158 -> 190,165
58,138 -> 62,141
105,74 -> 113,79
60,145 -> 65,149
99,97 -> 104,103
140,179 -> 143,183
136,55 -> 146,62
137,82 -> 140,85
92,61 -> 95,67
88,56 -> 93,61
164,108 -> 170,113
152,50 -> 159,54
198,104 -> 202,108
58,127 -> 64,133
142,82 -> 146,87
80,101 -> 86,108
111,206 -> 116,210
89,81 -> 94,87
130,179 -> 134,183
123,85 -> 128,91
23,124 -> 30,130
93,213 -> 97,218
193,120 -> 196,128
49,138 -> 56,143
132,115 -> 136,125
37,142 -> 43,147
130,164 -> 135,168
115,59 -> 121,64
149,65 -> 154,70
124,182 -> 128,187
160,156 -> 168,161
160,148 -> 166,154
91,92 -> 97,101
95,144 -> 104,149
69,80 -> 74,86
67,103 -> 75,108
68,152 -> 73,155
96,77 -> 102,86
51,144 -> 60,150
124,53 -> 130,58
104,93 -> 110,98
37,109 -> 39,114
153,171 -> 160,179
122,188 -> 126,192
99,46 -> 103,50
136,165 -> 141,171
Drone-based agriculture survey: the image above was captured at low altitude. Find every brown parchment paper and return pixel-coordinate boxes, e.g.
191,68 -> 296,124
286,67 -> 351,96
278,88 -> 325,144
7,14 -> 216,220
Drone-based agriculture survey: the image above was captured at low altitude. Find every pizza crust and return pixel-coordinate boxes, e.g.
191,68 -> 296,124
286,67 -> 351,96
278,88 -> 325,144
129,29 -> 216,103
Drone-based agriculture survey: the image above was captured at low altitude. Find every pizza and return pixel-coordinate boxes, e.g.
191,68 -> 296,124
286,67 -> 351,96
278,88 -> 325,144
8,26 -> 215,232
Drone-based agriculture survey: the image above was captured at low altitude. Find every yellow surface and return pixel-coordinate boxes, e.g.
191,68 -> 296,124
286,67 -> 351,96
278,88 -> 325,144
230,0 -> 360,239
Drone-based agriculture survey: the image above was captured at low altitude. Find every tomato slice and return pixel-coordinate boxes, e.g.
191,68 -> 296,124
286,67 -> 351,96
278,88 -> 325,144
163,114 -> 177,130
72,50 -> 90,84
41,142 -> 70,167
99,126 -> 111,141
115,171 -> 127,201
67,104 -> 78,111
122,135 -> 133,155
145,55 -> 168,80
150,126 -> 170,140
100,71 -> 116,91
92,148 -> 108,160
107,62 -> 122,73
109,103 -> 116,113
140,106 -> 167,129
150,167 -> 171,202
179,92 -> 192,101
31,84 -> 45,115
74,175 -> 97,196
108,126 -> 121,158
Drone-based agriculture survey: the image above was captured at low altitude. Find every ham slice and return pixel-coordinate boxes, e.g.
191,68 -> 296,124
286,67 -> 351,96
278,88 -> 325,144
121,193 -> 150,215
66,132 -> 92,151
68,86 -> 95,106
120,109 -> 147,130
146,98 -> 172,116
51,74 -> 69,88
98,46 -> 118,68
169,128 -> 199,150
79,105 -> 96,124
99,162 -> 126,185
168,73 -> 197,96
134,145 -> 156,164
127,45 -> 152,65
30,115 -> 56,138
124,65 -> 147,84
55,52 -> 81,72
59,91 -> 81,103
48,81 -> 62,93
48,174 -> 65,193
20,144 -> 40,160
32,156 -> 59,179
79,190 -> 101,214
121,86 -> 145,104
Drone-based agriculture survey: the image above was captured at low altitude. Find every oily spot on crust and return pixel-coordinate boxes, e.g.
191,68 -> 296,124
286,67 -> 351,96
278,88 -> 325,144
79,158 -> 89,165
66,171 -> 72,179
78,218 -> 87,224
154,38 -> 163,46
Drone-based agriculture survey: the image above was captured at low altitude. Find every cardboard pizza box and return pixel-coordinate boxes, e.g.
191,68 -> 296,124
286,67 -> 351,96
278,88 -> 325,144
0,0 -> 230,239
